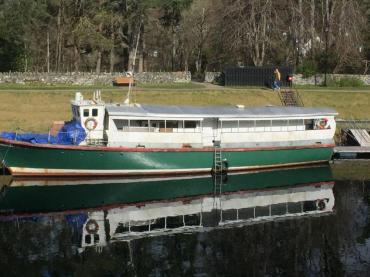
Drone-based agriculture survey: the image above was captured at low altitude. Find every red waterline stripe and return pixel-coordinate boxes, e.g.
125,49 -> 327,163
0,138 -> 335,153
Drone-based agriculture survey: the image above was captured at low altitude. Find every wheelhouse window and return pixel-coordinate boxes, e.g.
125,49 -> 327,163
83,109 -> 89,117
85,235 -> 91,244
92,109 -> 98,117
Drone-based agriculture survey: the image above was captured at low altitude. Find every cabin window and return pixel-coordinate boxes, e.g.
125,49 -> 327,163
130,120 -> 148,127
304,119 -> 315,130
94,234 -> 100,243
238,120 -> 254,132
130,223 -> 150,232
115,223 -> 130,233
129,120 -> 150,132
303,201 -> 317,212
238,208 -> 255,219
184,214 -> 201,226
92,109 -> 98,117
271,203 -> 287,216
150,218 -> 166,230
113,119 -> 129,130
85,235 -> 91,244
83,109 -> 89,117
184,121 -> 197,128
271,120 -> 288,131
271,120 -> 287,127
256,120 -> 271,127
151,120 -> 165,128
255,206 -> 270,217
288,202 -> 302,213
166,120 -> 179,128
221,209 -> 238,221
288,119 -> 304,126
288,119 -> 304,131
255,120 -> 271,132
166,216 -> 184,228
221,121 -> 237,132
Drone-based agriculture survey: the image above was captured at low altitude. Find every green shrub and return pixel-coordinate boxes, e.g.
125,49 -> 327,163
298,60 -> 317,78
325,76 -> 364,87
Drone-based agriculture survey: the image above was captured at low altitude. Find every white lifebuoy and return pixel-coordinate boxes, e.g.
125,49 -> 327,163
316,118 -> 328,130
85,219 -> 99,234
316,199 -> 326,210
84,118 -> 98,131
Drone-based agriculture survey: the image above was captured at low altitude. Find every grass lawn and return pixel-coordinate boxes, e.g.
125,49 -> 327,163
0,82 -> 205,91
0,85 -> 369,132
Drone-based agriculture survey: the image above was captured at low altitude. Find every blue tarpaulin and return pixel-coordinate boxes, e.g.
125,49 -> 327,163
57,120 -> 86,145
0,120 -> 86,145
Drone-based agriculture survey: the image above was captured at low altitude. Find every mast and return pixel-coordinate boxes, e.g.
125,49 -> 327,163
124,19 -> 143,105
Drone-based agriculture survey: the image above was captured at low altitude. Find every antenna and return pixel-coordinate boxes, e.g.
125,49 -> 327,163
124,19 -> 143,105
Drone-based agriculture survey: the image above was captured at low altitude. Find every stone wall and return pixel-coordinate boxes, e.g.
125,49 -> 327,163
204,71 -> 370,86
0,71 -> 191,85
204,72 -> 222,83
292,74 -> 370,86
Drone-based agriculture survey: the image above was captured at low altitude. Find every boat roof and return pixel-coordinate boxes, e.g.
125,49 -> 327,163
105,104 -> 338,119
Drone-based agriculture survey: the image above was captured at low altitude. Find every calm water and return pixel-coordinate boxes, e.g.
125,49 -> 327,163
0,163 -> 369,276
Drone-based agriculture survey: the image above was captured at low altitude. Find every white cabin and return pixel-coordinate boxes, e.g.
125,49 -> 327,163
71,92 -> 337,148
71,91 -> 105,144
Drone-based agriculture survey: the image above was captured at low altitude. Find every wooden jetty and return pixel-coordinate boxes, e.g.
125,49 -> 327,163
333,146 -> 370,159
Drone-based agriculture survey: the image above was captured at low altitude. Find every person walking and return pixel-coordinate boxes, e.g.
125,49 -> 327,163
273,68 -> 281,91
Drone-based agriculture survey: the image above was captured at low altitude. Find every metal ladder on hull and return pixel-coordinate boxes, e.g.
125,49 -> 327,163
213,147 -> 223,175
212,141 -> 227,195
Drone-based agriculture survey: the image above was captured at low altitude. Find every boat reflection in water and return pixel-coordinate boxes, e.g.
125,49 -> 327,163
0,165 -> 334,252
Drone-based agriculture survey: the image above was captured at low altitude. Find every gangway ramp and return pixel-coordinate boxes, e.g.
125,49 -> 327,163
278,89 -> 304,107
349,129 -> 370,146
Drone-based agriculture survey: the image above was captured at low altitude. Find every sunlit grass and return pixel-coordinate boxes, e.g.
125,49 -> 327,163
0,87 -> 369,132
137,83 -> 205,89
0,82 -> 113,90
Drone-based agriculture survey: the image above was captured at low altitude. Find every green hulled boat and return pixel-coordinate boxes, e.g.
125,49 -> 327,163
0,92 -> 337,177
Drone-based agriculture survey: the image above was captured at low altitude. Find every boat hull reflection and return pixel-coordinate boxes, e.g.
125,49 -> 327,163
0,165 -> 334,250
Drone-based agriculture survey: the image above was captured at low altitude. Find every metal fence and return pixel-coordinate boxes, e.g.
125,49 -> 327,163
224,66 -> 292,87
